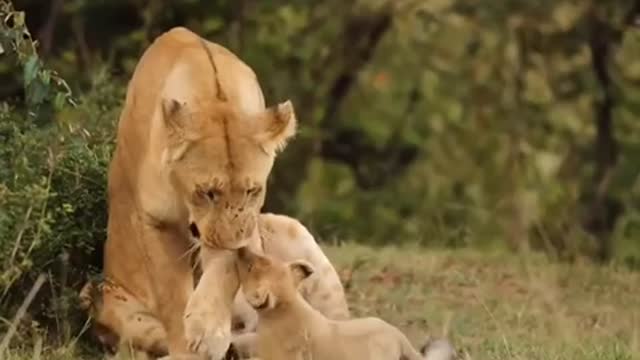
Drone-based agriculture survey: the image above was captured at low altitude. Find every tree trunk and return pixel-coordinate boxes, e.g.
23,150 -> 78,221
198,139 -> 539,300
583,2 -> 640,262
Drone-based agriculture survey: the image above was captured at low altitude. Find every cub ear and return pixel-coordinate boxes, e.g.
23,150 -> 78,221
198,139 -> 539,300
288,260 -> 314,286
253,100 -> 297,156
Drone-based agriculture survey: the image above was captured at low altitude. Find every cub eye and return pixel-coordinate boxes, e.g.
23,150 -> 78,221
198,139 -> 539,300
246,187 -> 262,197
247,263 -> 253,273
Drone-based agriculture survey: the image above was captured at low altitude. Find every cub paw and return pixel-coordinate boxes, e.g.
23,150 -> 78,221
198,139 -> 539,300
157,355 -> 205,360
183,311 -> 232,360
231,292 -> 258,334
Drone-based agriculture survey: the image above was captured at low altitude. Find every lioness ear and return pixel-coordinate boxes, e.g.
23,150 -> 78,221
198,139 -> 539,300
160,98 -> 192,163
161,98 -> 188,134
288,260 -> 314,286
253,100 -> 297,156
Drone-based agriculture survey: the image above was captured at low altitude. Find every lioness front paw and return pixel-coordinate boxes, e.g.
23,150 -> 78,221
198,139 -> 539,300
184,311 -> 232,360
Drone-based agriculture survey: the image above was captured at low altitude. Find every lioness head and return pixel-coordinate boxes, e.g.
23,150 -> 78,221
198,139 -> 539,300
160,98 -> 296,249
235,247 -> 314,312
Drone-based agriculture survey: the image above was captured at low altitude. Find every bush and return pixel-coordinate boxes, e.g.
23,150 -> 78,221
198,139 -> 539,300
0,2 -> 122,333
0,75 -> 121,327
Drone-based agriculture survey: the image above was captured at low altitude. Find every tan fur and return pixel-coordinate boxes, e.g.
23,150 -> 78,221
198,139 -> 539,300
79,280 -> 168,357
235,248 -> 425,360
421,338 -> 458,360
231,213 -> 350,335
91,27 -> 296,359
81,214 -> 348,359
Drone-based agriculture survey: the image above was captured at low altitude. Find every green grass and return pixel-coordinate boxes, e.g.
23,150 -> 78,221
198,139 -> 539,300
2,244 -> 639,359
325,243 -> 640,360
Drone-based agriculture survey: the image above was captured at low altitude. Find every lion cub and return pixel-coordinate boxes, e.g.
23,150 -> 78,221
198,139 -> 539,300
235,247 -> 426,360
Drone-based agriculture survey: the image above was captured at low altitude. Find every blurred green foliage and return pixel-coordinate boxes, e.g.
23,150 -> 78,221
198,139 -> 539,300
2,0 -> 640,334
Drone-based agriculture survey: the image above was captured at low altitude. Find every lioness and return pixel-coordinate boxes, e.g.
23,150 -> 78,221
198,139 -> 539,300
235,247 -> 435,360
97,26 -> 296,359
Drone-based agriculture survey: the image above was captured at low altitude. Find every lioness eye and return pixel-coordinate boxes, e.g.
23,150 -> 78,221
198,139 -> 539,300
205,189 -> 218,201
247,264 -> 253,272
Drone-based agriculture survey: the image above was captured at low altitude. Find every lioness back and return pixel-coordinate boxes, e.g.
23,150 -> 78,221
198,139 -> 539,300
125,26 -> 264,125
158,27 -> 265,114
259,213 -> 350,320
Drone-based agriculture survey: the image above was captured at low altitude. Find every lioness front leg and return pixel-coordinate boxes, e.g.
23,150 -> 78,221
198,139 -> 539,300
184,248 -> 239,359
139,227 -> 202,359
79,280 -> 168,357
153,271 -> 199,359
79,280 -> 205,360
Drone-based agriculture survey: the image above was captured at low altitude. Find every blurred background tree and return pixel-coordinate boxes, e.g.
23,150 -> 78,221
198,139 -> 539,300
2,0 -> 640,340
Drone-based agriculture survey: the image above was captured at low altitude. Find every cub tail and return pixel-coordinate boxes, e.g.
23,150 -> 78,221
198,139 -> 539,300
420,336 -> 458,360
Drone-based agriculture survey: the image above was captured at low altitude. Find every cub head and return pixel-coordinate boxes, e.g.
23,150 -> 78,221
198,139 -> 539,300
160,98 -> 296,249
235,247 -> 314,312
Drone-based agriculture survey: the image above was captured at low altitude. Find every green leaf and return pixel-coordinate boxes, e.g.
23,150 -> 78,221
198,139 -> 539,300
418,0 -> 455,14
203,18 -> 223,33
40,70 -> 50,85
26,80 -> 48,106
53,93 -> 67,110
535,151 -> 562,180
523,69 -> 553,105
552,2 -> 586,32
23,54 -> 39,86
62,203 -> 74,213
12,12 -> 25,28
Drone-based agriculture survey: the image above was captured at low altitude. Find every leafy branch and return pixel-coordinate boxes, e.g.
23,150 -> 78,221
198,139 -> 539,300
0,0 -> 75,111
